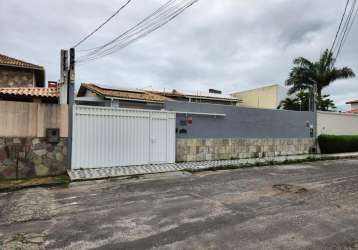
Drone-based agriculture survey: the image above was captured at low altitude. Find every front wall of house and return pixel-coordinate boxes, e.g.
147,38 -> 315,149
0,137 -> 67,180
176,138 -> 314,162
0,66 -> 35,87
351,103 -> 358,110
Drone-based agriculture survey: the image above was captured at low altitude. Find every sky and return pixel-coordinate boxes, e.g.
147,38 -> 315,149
0,0 -> 357,110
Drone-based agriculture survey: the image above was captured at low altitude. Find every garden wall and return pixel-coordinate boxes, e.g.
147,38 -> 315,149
165,101 -> 315,162
0,101 -> 68,180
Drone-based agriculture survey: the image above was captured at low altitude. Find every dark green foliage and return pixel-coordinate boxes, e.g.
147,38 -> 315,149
318,134 -> 358,154
278,91 -> 336,111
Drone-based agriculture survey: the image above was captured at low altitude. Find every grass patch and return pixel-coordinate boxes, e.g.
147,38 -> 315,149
0,175 -> 70,192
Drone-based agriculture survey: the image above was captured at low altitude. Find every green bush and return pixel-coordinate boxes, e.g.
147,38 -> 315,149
318,134 -> 358,154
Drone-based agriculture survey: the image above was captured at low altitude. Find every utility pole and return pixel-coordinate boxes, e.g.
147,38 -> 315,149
60,50 -> 69,104
67,48 -> 75,169
312,83 -> 318,153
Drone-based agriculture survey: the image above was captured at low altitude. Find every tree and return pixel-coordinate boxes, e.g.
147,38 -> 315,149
278,91 -> 336,111
286,49 -> 355,110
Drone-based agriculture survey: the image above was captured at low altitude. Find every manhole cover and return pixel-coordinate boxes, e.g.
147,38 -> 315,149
273,184 -> 307,194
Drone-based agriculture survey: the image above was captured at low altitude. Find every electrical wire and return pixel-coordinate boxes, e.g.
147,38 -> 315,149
78,0 -> 181,59
329,0 -> 350,55
76,0 -> 198,64
77,0 -> 194,62
80,0 -> 196,62
335,0 -> 358,60
73,0 -> 132,48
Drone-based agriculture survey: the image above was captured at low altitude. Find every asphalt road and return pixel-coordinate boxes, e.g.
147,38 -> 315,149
1,159 -> 358,250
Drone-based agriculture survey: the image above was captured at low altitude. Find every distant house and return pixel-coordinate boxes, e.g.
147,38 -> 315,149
231,84 -> 288,109
0,53 -> 58,103
150,89 -> 240,106
77,83 -> 240,109
77,83 -> 167,110
346,99 -> 358,114
0,53 -> 45,88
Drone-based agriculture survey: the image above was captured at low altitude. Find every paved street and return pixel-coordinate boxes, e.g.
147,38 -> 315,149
1,159 -> 358,250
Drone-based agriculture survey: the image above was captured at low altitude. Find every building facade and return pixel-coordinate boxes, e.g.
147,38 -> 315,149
77,83 -> 240,109
231,84 -> 288,109
0,54 -> 45,88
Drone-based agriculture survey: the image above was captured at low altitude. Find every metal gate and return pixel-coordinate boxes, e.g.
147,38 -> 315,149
71,105 -> 176,169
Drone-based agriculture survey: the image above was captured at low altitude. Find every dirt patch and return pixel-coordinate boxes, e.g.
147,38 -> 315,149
1,233 -> 46,250
344,242 -> 358,250
0,175 -> 69,192
272,184 -> 308,194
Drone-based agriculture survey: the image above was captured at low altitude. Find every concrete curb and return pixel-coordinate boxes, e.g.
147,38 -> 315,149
68,152 -> 358,181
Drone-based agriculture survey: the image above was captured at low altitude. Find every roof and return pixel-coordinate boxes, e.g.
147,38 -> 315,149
346,100 -> 358,104
180,90 -> 238,101
0,87 -> 58,98
78,84 -> 167,103
0,53 -> 44,70
150,90 -> 240,102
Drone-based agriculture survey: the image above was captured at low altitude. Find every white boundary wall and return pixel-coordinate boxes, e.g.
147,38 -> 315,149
72,105 -> 176,169
318,111 -> 358,135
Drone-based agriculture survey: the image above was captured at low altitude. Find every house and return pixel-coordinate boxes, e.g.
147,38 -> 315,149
150,89 -> 240,106
0,53 -> 45,88
0,87 -> 58,103
346,99 -> 358,114
77,83 -> 240,109
0,54 -> 59,103
231,84 -> 288,109
77,83 -> 167,110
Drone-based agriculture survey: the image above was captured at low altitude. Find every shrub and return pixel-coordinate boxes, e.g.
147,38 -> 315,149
318,134 -> 358,154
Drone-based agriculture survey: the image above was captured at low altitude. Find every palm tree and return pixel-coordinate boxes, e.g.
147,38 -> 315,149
278,91 -> 336,111
286,49 -> 355,109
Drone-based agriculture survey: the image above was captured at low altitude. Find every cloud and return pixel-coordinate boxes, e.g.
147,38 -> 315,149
0,0 -> 357,108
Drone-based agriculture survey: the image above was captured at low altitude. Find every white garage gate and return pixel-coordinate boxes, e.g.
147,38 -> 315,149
71,105 -> 176,169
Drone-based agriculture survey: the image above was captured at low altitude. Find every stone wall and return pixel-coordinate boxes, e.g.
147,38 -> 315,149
0,67 -> 35,87
0,137 -> 67,180
176,138 -> 314,162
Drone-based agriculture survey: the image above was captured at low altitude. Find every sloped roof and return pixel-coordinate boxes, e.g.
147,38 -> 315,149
150,89 -> 240,102
0,87 -> 58,98
0,53 -> 44,70
78,83 -> 167,103
347,100 -> 358,104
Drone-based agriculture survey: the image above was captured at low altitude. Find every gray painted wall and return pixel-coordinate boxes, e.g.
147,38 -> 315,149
164,101 -> 315,139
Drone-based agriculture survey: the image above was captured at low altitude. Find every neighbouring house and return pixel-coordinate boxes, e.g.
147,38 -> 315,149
0,87 -> 58,103
76,83 -> 240,109
0,53 -> 45,88
149,89 -> 240,106
346,99 -> 358,114
77,83 -> 167,110
0,54 -> 59,103
231,84 -> 288,109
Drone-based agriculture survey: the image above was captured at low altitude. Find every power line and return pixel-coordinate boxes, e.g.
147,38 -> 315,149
78,0 -> 180,59
335,0 -> 357,61
73,0 -> 132,48
81,1 -> 196,62
77,0 -> 194,62
329,0 -> 350,55
77,0 -> 199,64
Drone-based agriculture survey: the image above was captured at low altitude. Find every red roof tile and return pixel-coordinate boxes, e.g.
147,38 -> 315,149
346,100 -> 358,104
78,83 -> 167,103
0,87 -> 58,98
0,53 -> 44,70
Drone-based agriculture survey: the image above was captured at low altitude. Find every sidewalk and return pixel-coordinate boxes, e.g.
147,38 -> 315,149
67,152 -> 358,181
